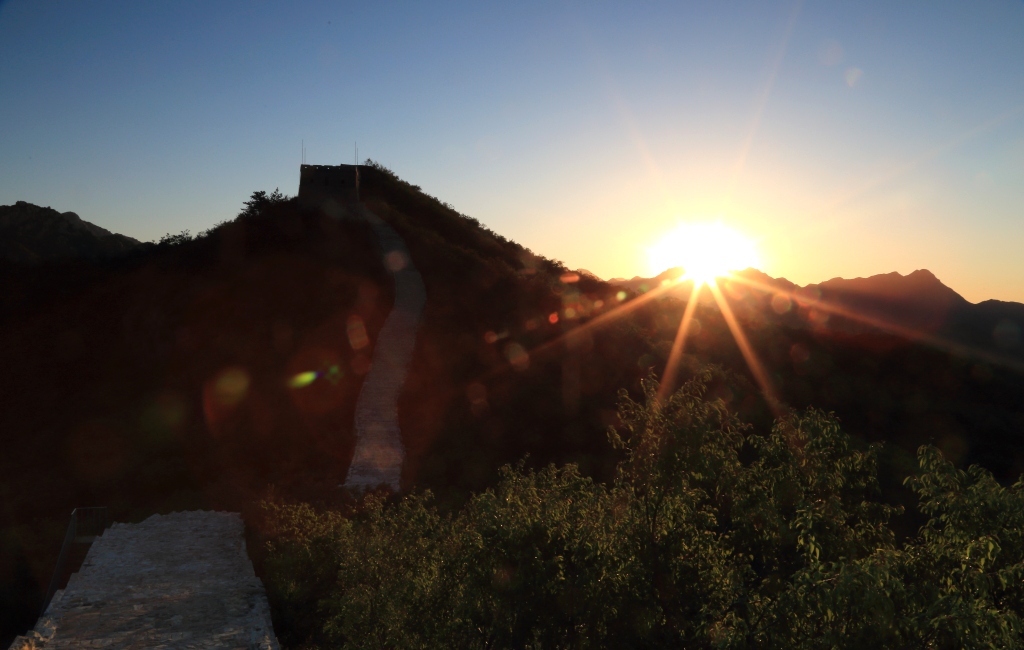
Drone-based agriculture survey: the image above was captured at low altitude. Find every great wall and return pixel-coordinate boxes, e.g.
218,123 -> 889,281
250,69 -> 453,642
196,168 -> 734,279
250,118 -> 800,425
9,512 -> 278,650
10,164 -> 421,648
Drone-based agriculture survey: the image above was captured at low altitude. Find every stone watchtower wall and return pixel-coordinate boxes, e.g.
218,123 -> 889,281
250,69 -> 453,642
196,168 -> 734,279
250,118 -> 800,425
297,164 -> 360,209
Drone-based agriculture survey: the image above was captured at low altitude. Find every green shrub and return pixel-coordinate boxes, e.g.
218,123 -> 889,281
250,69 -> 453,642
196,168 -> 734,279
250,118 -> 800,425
256,370 -> 1024,649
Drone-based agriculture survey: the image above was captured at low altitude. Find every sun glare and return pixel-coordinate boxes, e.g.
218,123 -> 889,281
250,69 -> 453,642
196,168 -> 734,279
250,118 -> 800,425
648,222 -> 759,285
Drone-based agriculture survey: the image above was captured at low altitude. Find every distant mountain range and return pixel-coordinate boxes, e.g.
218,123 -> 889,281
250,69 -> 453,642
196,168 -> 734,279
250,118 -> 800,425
0,201 -> 143,262
610,267 -> 1023,359
3,198 -> 1019,359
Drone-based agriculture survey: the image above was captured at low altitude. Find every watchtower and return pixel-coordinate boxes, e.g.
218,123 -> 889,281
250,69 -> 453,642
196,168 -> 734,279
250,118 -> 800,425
297,164 -> 360,209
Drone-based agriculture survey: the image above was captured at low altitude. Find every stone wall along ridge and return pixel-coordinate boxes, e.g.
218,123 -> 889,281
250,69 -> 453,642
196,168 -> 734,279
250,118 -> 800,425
343,204 -> 426,492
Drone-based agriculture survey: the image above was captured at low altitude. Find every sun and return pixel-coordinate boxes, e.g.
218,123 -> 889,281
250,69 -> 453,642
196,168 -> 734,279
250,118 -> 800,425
648,221 -> 759,285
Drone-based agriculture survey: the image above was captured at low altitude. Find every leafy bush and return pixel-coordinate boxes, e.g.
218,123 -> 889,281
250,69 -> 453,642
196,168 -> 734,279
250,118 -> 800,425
255,369 -> 1024,649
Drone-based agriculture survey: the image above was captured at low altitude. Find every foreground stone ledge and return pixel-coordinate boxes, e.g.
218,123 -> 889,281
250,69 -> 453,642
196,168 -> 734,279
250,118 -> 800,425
9,511 -> 279,650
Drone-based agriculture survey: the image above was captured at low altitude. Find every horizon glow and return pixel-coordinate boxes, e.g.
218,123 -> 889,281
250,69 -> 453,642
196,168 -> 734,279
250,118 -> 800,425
648,222 -> 759,285
1,1 -> 1023,303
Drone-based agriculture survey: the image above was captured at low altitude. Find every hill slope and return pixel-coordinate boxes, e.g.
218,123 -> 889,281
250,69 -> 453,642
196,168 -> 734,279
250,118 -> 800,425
0,201 -> 143,262
0,196 -> 392,642
0,168 -> 642,642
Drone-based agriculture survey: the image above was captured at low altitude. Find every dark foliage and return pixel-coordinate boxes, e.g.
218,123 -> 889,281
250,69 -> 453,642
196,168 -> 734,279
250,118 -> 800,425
0,192 -> 389,644
254,370 -> 1024,649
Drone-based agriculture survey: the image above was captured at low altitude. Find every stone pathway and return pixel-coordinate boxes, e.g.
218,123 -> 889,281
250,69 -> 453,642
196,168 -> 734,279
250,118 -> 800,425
9,511 -> 278,650
344,204 -> 426,491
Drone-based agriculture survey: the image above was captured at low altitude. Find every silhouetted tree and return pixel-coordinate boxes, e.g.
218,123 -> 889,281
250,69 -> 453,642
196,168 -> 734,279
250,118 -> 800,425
238,188 -> 288,219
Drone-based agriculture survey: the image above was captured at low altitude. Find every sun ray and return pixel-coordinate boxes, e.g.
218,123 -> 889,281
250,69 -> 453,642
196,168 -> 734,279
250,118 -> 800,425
581,27 -> 670,196
725,273 -> 1024,374
523,276 -> 685,365
479,263 -> 1024,429
656,281 -> 703,405
775,102 -> 1024,245
823,103 -> 1024,214
729,0 -> 803,188
511,223 -> 763,398
707,279 -> 782,415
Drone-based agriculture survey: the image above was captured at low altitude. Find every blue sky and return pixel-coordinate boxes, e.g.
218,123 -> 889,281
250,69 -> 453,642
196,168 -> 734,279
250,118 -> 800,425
2,1 -> 1023,302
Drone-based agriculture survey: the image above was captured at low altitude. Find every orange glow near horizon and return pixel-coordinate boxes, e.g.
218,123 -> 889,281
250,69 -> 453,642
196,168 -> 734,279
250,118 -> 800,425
482,250 -> 1024,419
648,222 -> 759,286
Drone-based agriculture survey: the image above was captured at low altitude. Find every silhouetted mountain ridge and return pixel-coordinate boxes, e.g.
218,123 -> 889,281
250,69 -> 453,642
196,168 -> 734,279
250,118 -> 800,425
0,201 -> 143,262
612,267 -> 1022,357
608,267 -> 684,293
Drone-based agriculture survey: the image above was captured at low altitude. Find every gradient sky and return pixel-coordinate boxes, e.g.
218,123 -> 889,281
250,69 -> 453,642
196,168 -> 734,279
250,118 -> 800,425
2,1 -> 1023,303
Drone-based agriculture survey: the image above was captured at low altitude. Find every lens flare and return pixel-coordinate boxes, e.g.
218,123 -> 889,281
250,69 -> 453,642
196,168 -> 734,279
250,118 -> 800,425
506,342 -> 530,371
648,222 -> 759,285
347,315 -> 369,350
212,367 -> 250,407
288,371 -> 318,388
